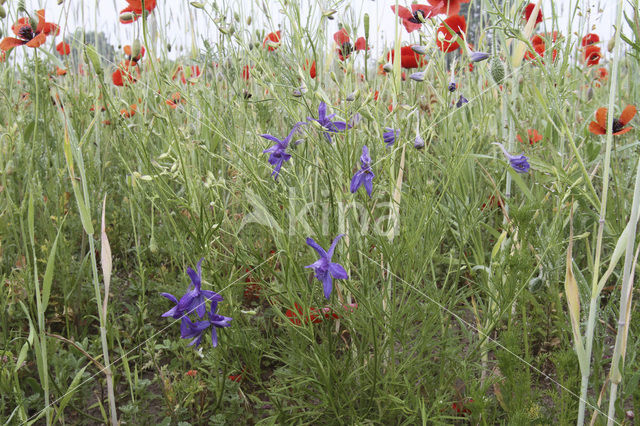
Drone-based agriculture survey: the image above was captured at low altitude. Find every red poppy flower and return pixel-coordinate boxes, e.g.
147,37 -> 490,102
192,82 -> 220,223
333,28 -> 367,61
426,0 -> 470,16
589,105 -> 636,135
56,41 -> 71,55
303,59 -> 316,79
0,10 -> 59,52
285,303 -> 357,325
386,46 -> 428,68
517,128 -> 542,145
523,3 -> 543,26
119,0 -> 157,23
124,44 -> 145,63
120,103 -> 137,118
581,33 -> 600,46
242,65 -> 253,81
390,4 -> 435,33
525,32 -> 558,62
56,67 -> 67,76
112,60 -> 140,86
436,15 -> 466,53
165,92 -> 184,109
597,67 -> 608,81
584,45 -> 602,66
186,370 -> 197,377
172,65 -> 201,84
263,30 -> 281,51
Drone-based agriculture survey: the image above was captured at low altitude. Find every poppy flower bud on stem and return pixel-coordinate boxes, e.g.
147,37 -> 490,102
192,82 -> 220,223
85,45 -> 103,76
411,45 -> 427,55
190,1 -> 205,9
383,63 -> 393,73
0,6 -> 5,19
364,13 -> 370,40
132,39 -> 141,60
490,56 -> 505,84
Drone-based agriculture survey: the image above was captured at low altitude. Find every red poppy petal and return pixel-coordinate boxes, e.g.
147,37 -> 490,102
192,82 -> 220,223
619,105 -> 637,126
589,121 -> 606,135
35,9 -> 46,34
595,107 -> 608,128
333,28 -> 350,45
354,37 -> 367,51
26,33 -> 47,48
0,37 -> 27,51
614,126 -> 632,135
390,5 -> 413,20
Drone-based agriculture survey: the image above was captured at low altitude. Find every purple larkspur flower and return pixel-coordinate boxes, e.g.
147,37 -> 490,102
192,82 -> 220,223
470,51 -> 490,62
179,302 -> 233,347
494,142 -> 531,173
383,127 -> 399,147
305,235 -> 349,299
456,95 -> 468,108
161,258 -> 223,319
350,145 -> 374,197
261,122 -> 305,179
308,102 -> 348,143
448,82 -> 457,92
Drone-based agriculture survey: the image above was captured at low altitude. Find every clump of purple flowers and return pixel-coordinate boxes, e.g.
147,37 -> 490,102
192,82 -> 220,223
350,145 -> 374,197
308,102 -> 348,143
161,258 -> 232,347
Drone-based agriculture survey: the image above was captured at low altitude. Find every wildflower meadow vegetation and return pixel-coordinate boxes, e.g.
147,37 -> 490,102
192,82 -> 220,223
1,0 -> 640,424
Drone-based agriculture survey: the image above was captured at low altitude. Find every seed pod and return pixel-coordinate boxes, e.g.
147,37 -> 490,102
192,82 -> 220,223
246,16 -> 252,26
0,6 -> 5,19
85,45 -> 103,76
364,13 -> 370,41
490,56 -> 504,84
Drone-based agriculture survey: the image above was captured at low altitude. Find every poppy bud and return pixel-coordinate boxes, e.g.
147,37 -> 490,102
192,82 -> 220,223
382,63 -> 393,73
364,13 -> 370,40
0,6 -> 5,19
607,38 -> 615,52
190,1 -> 205,8
167,43 -> 172,52
490,56 -> 504,84
119,12 -> 136,24
58,0 -> 63,4
330,71 -> 338,84
234,12 -> 240,21
132,39 -> 142,60
85,45 -> 103,76
322,9 -> 337,19
149,235 -> 158,253
246,16 -> 252,26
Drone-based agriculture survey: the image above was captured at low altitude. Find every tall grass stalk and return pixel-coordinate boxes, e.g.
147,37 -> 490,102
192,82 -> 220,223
576,1 -> 625,424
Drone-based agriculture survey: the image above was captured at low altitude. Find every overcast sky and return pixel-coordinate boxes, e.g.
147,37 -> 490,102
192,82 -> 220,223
13,0 -> 627,63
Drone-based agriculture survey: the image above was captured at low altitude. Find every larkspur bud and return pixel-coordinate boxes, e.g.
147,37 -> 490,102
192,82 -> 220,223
414,135 -> 425,149
411,45 -> 427,55
410,72 -> 425,82
448,82 -> 457,92
469,51 -> 490,62
456,95 -> 468,108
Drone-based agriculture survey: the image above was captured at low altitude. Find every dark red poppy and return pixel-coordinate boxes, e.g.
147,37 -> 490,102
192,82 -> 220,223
589,105 -> 636,135
386,46 -> 428,68
581,33 -> 600,46
523,3 -> 543,26
186,370 -> 197,377
285,303 -> 357,325
517,128 -> 542,145
436,15 -> 466,53
119,0 -> 157,24
303,59 -> 316,79
263,30 -> 281,51
0,10 -> 59,52
333,28 -> 367,61
242,65 -> 253,81
390,4 -> 435,33
56,41 -> 71,55
584,45 -> 602,66
426,0 -> 470,16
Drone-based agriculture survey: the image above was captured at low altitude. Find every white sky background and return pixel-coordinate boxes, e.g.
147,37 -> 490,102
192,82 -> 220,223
14,0 -> 629,64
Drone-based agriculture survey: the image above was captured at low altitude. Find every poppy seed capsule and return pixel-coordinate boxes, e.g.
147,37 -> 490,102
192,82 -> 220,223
490,56 -> 504,84
132,39 -> 141,59
246,16 -> 251,25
